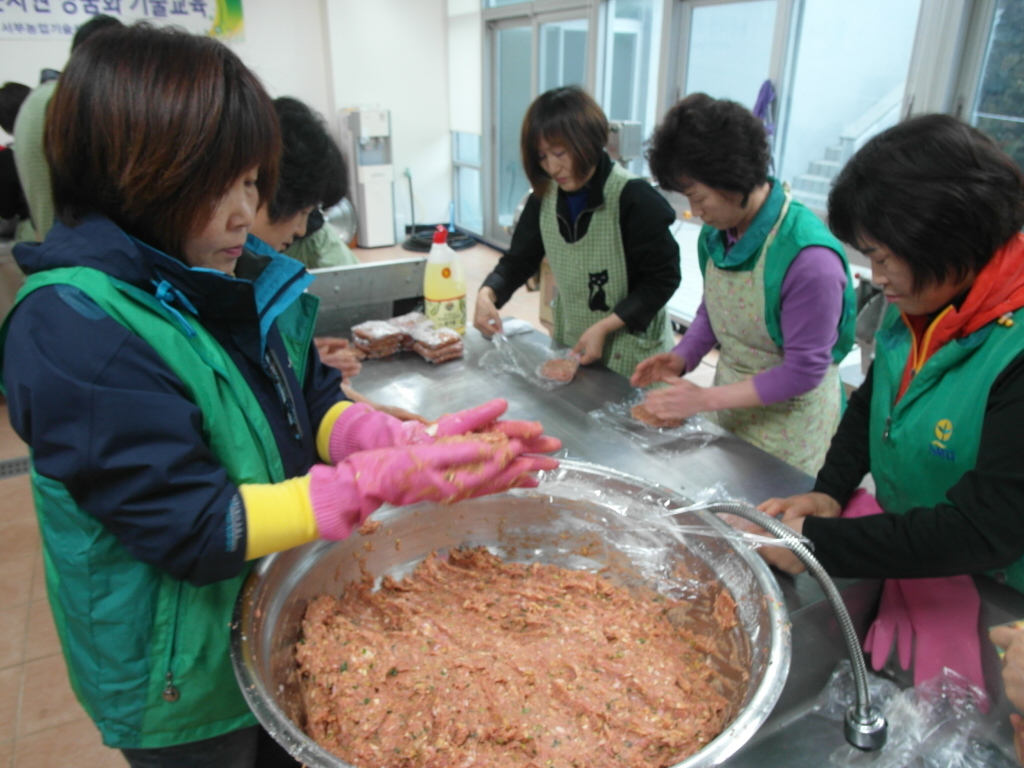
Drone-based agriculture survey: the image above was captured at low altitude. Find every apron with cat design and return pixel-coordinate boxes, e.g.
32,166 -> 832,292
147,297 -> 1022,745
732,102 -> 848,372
539,163 -> 674,379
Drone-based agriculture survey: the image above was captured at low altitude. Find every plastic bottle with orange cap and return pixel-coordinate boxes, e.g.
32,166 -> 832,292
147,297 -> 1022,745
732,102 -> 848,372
423,224 -> 467,334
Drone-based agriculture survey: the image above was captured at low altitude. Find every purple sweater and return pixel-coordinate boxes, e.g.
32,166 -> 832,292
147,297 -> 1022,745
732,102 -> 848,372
674,245 -> 847,404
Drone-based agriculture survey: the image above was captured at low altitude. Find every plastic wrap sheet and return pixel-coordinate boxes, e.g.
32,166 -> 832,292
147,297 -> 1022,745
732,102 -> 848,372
478,332 -> 579,390
589,389 -> 724,452
815,661 -> 1015,768
513,464 -> 780,639
528,462 -> 806,573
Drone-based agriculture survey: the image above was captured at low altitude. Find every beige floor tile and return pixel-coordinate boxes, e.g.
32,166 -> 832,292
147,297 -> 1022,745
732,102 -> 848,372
16,655 -> 82,738
23,601 -> 60,664
0,552 -> 33,613
0,480 -> 37,563
29,550 -> 46,605
0,604 -> 27,671
14,716 -> 128,768
0,403 -> 26,462
0,736 -> 12,768
0,666 -> 21,745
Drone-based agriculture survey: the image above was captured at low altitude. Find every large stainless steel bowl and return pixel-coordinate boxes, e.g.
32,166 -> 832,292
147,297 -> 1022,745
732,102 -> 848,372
231,460 -> 791,767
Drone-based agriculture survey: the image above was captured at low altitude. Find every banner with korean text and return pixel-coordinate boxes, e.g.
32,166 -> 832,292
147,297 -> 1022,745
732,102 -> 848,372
0,0 -> 245,41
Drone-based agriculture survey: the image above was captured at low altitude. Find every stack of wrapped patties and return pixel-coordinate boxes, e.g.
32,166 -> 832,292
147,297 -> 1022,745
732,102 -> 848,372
350,311 -> 463,364
351,320 -> 405,359
408,323 -> 464,364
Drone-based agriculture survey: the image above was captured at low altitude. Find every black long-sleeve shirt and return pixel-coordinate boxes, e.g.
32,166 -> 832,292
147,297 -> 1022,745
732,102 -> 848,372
804,351 -> 1024,580
482,153 -> 680,334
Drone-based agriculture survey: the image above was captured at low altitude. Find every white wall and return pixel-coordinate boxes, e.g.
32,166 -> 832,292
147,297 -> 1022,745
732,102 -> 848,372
0,1 -> 461,232
227,0 -> 333,120
0,1 -> 334,142
447,0 -> 482,135
324,0 -> 454,231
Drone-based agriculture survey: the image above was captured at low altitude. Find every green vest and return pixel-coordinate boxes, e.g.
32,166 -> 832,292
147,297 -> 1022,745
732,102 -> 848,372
698,183 -> 856,364
869,304 -> 1024,591
0,266 -> 318,748
540,163 -> 675,378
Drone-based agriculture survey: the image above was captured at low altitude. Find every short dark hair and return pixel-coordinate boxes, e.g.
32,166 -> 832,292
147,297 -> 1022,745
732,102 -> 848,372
828,114 -> 1024,291
0,82 -> 30,134
647,93 -> 770,205
268,97 -> 348,222
72,14 -> 122,51
47,23 -> 280,259
521,86 -> 608,199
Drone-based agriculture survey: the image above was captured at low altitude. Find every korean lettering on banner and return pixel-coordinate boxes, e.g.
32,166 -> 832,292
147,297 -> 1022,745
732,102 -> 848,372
0,0 -> 233,40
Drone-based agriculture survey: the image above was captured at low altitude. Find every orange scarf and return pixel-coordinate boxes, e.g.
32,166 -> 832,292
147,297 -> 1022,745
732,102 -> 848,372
897,233 -> 1024,401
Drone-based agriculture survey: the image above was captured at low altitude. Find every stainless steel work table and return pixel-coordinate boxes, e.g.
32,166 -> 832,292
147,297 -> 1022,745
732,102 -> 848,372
348,324 -> 1020,766
351,326 -> 812,504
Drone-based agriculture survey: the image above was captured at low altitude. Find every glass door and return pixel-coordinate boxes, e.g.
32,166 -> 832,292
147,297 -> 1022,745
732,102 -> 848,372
490,21 -> 534,242
485,10 -> 591,246
601,0 -> 664,176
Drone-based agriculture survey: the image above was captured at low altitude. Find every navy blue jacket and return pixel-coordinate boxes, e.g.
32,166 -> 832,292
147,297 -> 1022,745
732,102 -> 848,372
2,216 -> 345,585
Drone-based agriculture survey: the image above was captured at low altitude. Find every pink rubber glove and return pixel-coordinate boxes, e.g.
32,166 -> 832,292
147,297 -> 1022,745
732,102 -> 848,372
844,490 -> 987,707
328,399 -> 561,462
309,439 -> 560,539
863,579 -> 914,671
900,577 -> 985,707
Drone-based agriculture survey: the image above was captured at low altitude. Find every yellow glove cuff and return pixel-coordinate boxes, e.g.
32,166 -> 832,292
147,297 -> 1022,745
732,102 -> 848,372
316,400 -> 355,463
239,475 -> 320,560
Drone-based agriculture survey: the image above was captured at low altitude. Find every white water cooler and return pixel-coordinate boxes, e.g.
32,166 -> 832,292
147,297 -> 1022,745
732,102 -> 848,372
338,108 -> 396,248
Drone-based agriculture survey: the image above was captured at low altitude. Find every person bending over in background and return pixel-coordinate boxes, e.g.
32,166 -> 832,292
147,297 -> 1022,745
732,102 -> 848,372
251,96 -> 426,420
251,96 -> 362,380
632,94 -> 855,475
0,23 -> 559,767
253,96 -> 358,271
473,85 -> 680,378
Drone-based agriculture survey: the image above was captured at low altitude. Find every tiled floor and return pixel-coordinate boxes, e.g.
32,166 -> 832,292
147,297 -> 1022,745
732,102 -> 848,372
0,238 -> 716,767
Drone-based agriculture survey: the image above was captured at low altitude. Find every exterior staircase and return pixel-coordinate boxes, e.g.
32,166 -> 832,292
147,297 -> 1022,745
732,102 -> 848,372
788,84 -> 905,212
789,144 -> 843,211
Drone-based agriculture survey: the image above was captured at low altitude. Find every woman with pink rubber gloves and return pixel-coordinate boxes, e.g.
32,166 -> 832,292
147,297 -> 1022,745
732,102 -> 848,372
757,115 -> 1024,715
0,24 -> 558,768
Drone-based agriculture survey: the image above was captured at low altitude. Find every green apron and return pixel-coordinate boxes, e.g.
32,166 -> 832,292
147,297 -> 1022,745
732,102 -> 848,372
704,189 -> 841,474
540,163 -> 674,378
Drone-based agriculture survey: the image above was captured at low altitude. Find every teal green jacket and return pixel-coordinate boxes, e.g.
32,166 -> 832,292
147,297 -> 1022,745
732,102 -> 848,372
870,304 -> 1024,590
0,217 -> 341,748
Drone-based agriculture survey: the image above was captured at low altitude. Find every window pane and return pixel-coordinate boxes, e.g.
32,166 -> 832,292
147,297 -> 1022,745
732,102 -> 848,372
495,25 -> 533,229
539,18 -> 588,92
603,0 -> 663,175
778,0 -> 922,211
970,0 -> 1024,170
456,166 -> 484,235
684,1 -> 776,108
454,131 -> 482,167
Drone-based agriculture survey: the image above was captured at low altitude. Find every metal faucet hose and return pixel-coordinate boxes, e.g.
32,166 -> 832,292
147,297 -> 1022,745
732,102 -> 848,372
696,501 -> 888,751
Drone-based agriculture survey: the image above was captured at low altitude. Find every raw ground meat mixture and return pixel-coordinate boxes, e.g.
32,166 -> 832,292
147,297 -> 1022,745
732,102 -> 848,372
631,403 -> 685,430
296,547 -> 747,768
538,358 -> 579,383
